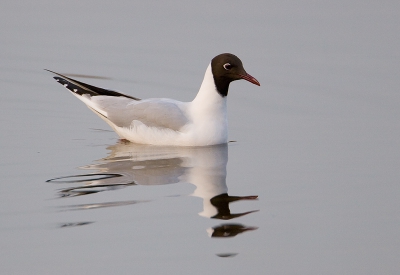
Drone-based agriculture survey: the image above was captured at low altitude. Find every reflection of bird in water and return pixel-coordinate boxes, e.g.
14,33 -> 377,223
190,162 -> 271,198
208,223 -> 258,238
48,141 -> 258,236
208,193 -> 259,220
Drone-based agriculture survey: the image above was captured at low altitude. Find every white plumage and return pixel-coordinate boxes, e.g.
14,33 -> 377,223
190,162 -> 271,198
48,53 -> 260,146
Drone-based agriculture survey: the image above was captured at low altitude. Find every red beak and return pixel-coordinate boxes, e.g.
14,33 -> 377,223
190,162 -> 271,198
239,73 -> 260,86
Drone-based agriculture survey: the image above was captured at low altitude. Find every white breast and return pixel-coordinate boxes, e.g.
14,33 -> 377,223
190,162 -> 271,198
185,63 -> 228,146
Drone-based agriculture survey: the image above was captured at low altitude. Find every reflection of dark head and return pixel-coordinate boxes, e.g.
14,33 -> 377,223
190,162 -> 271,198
210,193 -> 259,220
210,223 -> 258,238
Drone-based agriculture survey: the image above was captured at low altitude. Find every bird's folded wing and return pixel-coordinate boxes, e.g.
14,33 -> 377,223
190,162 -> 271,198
47,70 -> 188,131
92,97 -> 189,131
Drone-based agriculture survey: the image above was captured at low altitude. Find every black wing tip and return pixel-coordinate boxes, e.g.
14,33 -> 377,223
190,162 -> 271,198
53,76 -> 67,84
46,69 -> 140,100
52,77 -> 86,95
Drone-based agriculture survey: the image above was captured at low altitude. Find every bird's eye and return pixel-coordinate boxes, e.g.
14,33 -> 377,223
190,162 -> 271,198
223,63 -> 232,70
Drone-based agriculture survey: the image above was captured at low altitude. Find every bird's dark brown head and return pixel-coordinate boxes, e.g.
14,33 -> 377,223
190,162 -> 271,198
211,53 -> 260,97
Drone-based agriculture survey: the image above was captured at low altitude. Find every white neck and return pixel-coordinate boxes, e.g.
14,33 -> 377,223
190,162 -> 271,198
187,63 -> 228,145
192,63 -> 225,105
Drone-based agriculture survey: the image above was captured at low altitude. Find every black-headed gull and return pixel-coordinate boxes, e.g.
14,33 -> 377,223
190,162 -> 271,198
48,53 -> 260,146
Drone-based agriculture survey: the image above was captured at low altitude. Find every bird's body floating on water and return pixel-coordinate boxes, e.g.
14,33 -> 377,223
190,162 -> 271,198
48,53 -> 260,146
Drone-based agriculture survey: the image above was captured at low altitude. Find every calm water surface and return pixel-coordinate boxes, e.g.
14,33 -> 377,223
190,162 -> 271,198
1,1 -> 399,274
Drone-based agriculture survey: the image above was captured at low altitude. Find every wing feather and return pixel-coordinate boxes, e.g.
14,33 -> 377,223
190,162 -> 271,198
48,70 -> 189,131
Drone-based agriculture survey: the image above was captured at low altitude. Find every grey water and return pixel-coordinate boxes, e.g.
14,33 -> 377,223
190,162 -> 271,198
1,1 -> 400,274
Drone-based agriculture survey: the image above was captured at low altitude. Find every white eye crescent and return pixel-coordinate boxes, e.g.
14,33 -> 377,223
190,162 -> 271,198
223,63 -> 232,70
